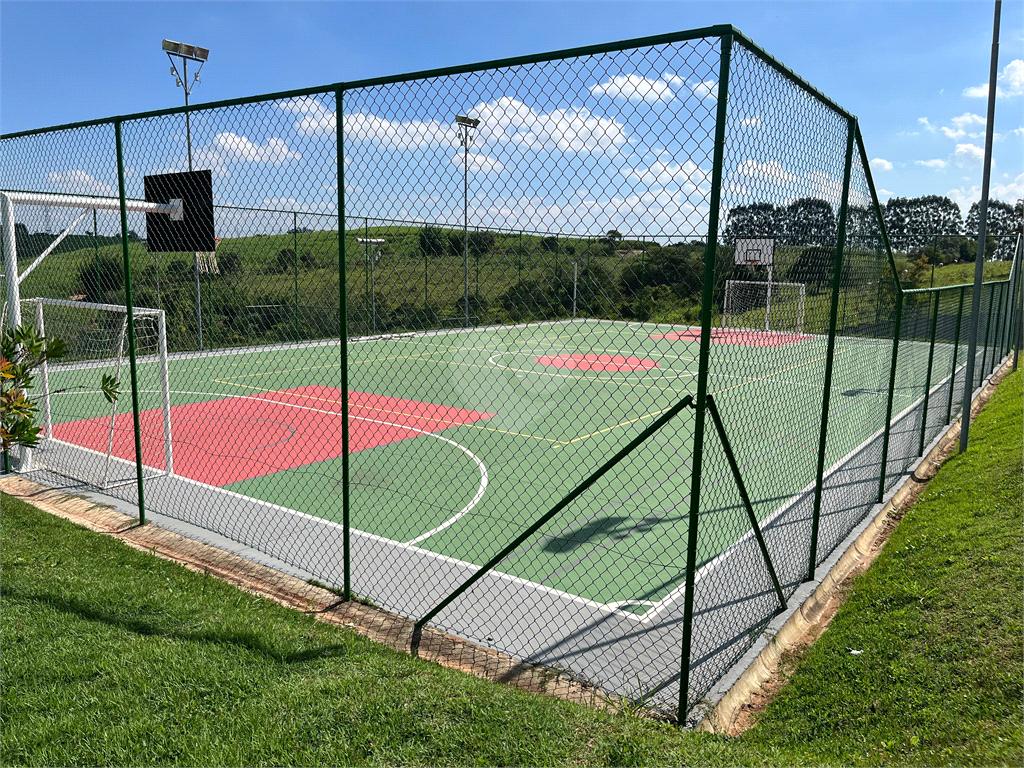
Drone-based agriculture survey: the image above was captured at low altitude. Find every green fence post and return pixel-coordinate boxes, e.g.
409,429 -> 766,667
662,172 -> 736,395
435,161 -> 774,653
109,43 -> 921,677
93,209 -> 103,304
337,87 -> 351,602
705,395 -> 786,609
1012,249 -> 1022,370
807,116 -> 855,582
946,286 -> 966,424
424,243 -> 429,320
878,290 -> 903,503
979,283 -> 995,387
678,30 -> 731,724
998,279 -> 1010,362
293,211 -> 300,343
114,121 -> 146,526
918,290 -> 941,455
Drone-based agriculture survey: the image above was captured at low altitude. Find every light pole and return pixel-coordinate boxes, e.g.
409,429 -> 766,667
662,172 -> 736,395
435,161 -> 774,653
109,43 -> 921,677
163,39 -> 209,350
456,115 -> 479,328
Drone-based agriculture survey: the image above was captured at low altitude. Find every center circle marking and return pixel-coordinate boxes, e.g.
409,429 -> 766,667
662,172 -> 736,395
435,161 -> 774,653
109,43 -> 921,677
534,353 -> 660,372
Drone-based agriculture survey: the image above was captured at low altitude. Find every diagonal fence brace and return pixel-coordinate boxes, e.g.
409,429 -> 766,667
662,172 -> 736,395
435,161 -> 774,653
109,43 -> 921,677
705,394 -> 787,611
411,393 -> 695,655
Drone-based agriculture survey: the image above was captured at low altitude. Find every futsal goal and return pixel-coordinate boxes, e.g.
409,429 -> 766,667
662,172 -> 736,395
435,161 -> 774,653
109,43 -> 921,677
19,297 -> 174,489
723,279 -> 806,335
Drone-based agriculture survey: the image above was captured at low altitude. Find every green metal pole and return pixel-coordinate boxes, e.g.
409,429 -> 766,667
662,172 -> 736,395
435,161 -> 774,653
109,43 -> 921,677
93,209 -> 102,304
877,290 -> 903,503
424,240 -> 429,320
705,395 -> 786,609
979,283 -> 995,386
1011,241 -> 1019,370
114,121 -> 146,526
294,211 -> 300,343
998,279 -> 1011,361
337,88 -> 351,601
918,290 -> 941,455
946,286 -> 966,424
412,393 -> 696,648
678,30 -> 732,724
807,118 -> 854,582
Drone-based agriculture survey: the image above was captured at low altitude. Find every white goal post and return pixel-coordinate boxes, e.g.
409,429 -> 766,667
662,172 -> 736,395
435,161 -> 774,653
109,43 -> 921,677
21,297 -> 174,488
723,280 -> 806,335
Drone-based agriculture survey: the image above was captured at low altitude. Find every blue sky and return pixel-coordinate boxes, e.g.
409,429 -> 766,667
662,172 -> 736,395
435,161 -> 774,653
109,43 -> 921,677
1,0 -> 1022,225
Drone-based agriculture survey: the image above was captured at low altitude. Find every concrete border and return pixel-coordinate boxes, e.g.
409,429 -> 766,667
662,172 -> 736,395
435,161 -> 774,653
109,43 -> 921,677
695,355 -> 1016,734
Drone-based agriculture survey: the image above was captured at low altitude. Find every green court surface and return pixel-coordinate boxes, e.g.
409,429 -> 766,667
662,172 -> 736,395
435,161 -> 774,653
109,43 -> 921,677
43,320 -> 944,613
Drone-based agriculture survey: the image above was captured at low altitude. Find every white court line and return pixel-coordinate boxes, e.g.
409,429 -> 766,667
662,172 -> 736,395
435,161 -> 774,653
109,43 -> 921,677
55,385 -> 491,548
32,437 -> 642,620
487,348 -> 698,383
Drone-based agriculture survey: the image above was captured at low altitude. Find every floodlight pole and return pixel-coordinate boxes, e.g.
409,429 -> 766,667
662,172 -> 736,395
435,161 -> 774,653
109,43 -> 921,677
960,0 -> 1000,453
456,116 -> 479,328
166,43 -> 207,350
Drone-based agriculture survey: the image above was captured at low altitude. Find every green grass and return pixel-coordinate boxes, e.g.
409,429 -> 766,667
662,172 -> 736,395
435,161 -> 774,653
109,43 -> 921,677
3,370 -> 1020,766
910,259 -> 1012,289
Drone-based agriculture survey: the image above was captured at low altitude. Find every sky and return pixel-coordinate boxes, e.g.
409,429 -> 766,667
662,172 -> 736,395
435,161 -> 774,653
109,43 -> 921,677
1,0 -> 1022,232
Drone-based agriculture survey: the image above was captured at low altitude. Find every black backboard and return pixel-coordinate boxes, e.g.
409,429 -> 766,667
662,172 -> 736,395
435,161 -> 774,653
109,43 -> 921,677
144,170 -> 215,252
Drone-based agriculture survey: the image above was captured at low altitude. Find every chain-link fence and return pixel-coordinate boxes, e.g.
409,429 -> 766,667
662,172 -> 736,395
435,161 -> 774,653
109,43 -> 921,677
3,25 -> 1021,722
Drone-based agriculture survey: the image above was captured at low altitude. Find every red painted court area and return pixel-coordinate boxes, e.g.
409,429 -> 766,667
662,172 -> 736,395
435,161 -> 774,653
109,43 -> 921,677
535,353 -> 659,371
53,387 -> 494,486
650,329 -> 811,347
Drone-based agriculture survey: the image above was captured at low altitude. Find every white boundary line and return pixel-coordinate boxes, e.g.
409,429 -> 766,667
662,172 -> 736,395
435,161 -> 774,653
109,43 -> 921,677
32,437 -> 638,619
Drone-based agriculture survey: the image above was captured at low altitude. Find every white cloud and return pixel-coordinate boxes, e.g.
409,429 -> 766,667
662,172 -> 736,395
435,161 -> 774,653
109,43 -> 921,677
947,172 -> 1024,209
449,153 -> 505,174
590,74 -> 676,103
954,143 -> 985,168
283,96 -> 629,155
951,112 -> 986,129
739,117 -> 762,127
940,113 -> 987,139
691,80 -> 717,100
191,132 -> 302,175
662,72 -> 686,87
208,133 -> 301,164
45,169 -> 115,197
877,189 -> 893,197
916,159 -> 947,169
918,117 -> 937,133
870,158 -> 893,171
732,159 -> 797,185
963,58 -> 1024,98
624,160 -> 710,191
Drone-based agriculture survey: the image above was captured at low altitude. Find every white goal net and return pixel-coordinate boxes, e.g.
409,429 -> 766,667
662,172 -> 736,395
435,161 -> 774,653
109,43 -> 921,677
723,280 -> 806,335
17,297 -> 173,489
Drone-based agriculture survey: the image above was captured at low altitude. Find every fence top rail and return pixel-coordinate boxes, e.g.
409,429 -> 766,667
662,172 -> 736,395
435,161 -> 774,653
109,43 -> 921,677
904,277 -> 1012,295
1,23 -> 857,142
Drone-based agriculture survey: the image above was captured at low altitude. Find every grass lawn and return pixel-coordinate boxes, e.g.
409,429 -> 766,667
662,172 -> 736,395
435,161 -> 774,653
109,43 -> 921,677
1,370 -> 1021,767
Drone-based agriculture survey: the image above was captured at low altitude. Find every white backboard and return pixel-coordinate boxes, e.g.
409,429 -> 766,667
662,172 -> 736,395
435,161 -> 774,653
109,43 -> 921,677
735,238 -> 775,266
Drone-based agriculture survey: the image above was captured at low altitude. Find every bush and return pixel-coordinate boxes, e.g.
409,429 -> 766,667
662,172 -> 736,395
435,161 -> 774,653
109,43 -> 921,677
77,255 -> 124,303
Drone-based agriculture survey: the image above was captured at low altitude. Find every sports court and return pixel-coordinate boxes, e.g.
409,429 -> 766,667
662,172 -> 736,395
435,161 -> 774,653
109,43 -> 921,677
37,318 -> 936,616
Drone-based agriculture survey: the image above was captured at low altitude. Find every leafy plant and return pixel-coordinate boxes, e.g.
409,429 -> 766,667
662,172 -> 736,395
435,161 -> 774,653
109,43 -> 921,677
1,324 -> 118,464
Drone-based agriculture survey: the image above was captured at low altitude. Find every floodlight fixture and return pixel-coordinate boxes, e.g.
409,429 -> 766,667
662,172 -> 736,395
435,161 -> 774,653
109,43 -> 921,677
455,115 -> 480,128
162,39 -> 209,61
454,114 -> 482,328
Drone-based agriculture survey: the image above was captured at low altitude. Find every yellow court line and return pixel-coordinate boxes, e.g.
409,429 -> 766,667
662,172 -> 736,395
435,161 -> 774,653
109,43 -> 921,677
567,404 -> 688,443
